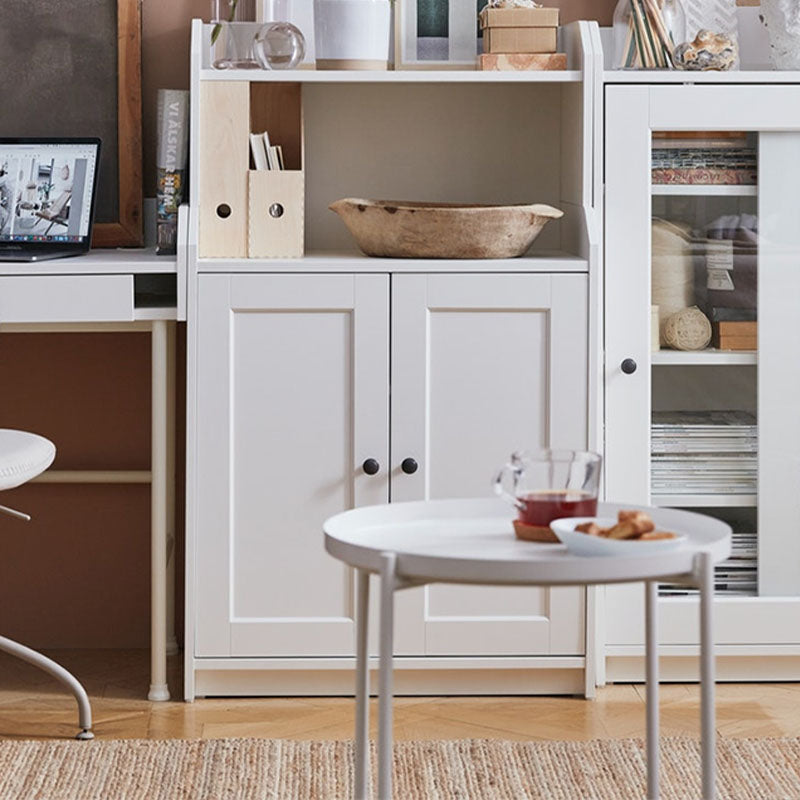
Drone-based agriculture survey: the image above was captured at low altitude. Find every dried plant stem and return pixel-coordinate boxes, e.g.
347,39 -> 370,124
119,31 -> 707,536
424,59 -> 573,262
623,0 -> 675,69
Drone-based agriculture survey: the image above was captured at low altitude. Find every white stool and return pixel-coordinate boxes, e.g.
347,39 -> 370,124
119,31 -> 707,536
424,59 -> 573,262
0,429 -> 93,740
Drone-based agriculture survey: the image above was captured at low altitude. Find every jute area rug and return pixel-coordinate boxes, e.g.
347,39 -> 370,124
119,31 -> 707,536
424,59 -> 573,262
1,736 -> 800,800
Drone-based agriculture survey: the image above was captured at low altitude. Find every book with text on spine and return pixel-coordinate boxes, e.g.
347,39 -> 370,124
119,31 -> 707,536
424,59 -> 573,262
156,89 -> 189,255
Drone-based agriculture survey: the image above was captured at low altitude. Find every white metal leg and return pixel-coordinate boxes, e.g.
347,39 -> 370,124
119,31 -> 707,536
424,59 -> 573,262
584,586 -> 597,699
378,553 -> 397,800
645,580 -> 660,800
698,552 -> 716,800
149,320 -> 170,701
165,321 -> 178,657
0,635 -> 93,739
355,569 -> 371,800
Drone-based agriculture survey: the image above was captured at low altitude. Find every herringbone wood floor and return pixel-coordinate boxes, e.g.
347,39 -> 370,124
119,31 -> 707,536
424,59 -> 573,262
0,649 -> 796,742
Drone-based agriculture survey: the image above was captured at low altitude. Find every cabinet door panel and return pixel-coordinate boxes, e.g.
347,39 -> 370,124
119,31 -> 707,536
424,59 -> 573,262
604,86 -> 652,505
392,273 -> 588,656
195,274 -> 389,657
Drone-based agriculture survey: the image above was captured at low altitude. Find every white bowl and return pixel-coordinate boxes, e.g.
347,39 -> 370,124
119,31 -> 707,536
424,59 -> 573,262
550,517 -> 687,557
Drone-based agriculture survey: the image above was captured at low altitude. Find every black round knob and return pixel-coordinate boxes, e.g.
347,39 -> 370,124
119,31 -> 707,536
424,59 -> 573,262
401,458 -> 418,475
362,458 -> 380,476
621,358 -> 638,375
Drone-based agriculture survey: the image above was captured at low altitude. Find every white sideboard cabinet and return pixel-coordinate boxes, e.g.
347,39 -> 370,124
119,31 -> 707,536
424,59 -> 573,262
603,80 -> 800,682
192,271 -> 590,691
185,19 -> 601,697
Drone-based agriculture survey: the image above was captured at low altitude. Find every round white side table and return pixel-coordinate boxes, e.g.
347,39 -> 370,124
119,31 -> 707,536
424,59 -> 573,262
324,498 -> 731,800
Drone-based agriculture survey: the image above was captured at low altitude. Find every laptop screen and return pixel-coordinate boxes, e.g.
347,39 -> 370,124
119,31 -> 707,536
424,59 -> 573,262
0,141 -> 99,244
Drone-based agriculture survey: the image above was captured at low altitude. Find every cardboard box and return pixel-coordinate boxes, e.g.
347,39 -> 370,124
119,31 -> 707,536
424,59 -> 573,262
478,53 -> 567,70
713,321 -> 758,350
716,336 -> 758,351
717,321 -> 757,337
483,27 -> 557,54
479,7 -> 560,29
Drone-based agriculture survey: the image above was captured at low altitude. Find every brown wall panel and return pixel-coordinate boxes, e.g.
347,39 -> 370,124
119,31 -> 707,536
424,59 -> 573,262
0,333 -> 150,470
0,329 -> 184,649
0,484 -> 150,648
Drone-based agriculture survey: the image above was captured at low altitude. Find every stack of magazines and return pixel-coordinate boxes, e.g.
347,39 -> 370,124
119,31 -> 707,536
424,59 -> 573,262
652,138 -> 757,185
660,531 -> 758,597
651,410 -> 757,496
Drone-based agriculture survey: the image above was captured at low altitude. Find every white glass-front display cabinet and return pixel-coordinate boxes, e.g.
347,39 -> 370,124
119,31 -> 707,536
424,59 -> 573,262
604,84 -> 800,680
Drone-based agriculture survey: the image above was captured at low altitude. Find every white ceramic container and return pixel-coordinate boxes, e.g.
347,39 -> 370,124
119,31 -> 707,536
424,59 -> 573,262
313,0 -> 391,69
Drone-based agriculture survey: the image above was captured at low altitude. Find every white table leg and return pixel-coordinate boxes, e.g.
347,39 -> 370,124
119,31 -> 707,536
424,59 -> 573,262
645,580 -> 659,800
148,320 -> 170,702
165,321 -> 178,657
698,551 -> 716,800
355,569 -> 370,800
378,553 -> 397,800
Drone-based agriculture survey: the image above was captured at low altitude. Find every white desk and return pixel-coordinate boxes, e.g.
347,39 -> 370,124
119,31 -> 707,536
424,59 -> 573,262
325,499 -> 731,800
0,228 -> 186,701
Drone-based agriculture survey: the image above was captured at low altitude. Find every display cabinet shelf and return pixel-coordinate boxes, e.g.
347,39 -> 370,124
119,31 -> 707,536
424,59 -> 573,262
651,350 -> 757,366
651,185 -> 757,197
651,494 -> 758,509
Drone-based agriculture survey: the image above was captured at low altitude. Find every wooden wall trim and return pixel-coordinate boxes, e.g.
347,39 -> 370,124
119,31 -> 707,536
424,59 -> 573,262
93,0 -> 143,248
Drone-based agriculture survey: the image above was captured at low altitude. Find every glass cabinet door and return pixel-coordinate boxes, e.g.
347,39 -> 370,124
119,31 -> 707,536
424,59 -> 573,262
650,130 -> 758,598
606,85 -> 800,615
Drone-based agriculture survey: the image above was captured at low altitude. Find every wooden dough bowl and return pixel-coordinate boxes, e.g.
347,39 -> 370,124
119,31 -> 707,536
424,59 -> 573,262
329,198 -> 564,259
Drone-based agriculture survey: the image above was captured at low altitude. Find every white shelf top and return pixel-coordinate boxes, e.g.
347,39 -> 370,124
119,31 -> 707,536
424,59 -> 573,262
200,68 -> 584,84
652,185 -> 757,197
605,69 -> 800,84
651,349 -> 757,366
652,494 -> 757,508
197,249 -> 588,274
0,247 -> 177,276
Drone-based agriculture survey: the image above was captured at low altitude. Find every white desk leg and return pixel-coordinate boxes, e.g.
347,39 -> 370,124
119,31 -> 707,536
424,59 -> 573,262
165,321 -> 178,657
148,320 -> 170,702
698,552 -> 716,800
645,580 -> 659,800
355,569 -> 371,800
378,553 -> 397,800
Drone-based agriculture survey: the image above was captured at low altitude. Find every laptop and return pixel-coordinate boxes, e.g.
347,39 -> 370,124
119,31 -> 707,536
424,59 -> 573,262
0,138 -> 101,262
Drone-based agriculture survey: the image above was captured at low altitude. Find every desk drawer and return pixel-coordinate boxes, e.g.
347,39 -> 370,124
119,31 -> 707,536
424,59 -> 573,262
0,275 -> 134,323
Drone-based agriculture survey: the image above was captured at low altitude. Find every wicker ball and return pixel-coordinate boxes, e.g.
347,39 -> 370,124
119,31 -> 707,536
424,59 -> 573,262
663,306 -> 712,351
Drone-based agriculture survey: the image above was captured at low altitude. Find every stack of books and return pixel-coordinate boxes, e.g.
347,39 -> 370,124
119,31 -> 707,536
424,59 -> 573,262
652,135 -> 757,185
660,531 -> 758,597
651,410 -> 757,496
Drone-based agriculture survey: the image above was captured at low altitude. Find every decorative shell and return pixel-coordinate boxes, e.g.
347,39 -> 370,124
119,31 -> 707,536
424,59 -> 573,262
663,306 -> 712,351
673,30 -> 738,71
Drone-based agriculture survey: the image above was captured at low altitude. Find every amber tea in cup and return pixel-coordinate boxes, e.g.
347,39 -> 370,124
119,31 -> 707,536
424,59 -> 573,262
494,450 -> 602,542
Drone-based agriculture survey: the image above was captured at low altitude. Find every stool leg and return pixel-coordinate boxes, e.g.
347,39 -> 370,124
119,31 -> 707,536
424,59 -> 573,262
378,553 -> 397,800
0,635 -> 93,739
355,569 -> 370,800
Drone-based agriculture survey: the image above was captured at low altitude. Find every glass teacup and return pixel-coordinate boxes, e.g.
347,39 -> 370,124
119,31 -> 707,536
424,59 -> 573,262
494,449 -> 602,541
